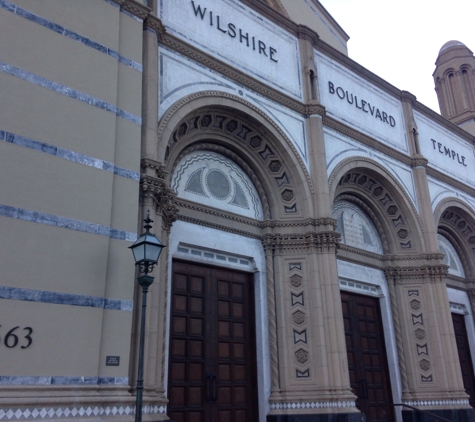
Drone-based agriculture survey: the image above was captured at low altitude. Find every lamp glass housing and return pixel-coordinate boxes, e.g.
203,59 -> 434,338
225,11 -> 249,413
130,232 -> 164,266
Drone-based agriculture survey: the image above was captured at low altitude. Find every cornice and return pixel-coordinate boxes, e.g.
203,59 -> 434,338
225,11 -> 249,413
144,15 -> 166,37
262,231 -> 341,254
297,25 -> 319,44
122,0 -> 151,20
260,217 -> 337,230
426,166 -> 475,198
141,157 -> 165,173
400,90 -> 418,104
411,156 -> 429,168
384,264 -> 449,283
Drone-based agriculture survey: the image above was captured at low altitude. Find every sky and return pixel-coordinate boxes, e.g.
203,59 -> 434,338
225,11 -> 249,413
318,0 -> 474,113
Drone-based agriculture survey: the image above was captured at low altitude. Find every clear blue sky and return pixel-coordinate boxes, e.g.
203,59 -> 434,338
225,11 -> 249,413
319,0 -> 474,113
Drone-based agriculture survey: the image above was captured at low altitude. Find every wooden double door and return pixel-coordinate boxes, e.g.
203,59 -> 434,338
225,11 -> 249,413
168,261 -> 259,422
452,312 -> 475,406
341,291 -> 395,422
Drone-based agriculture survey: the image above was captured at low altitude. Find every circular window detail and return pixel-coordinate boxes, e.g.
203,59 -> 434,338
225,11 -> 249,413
206,169 -> 231,200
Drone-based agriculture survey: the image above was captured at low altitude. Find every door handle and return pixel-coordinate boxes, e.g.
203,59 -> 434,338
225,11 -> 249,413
206,374 -> 211,401
212,375 -> 217,401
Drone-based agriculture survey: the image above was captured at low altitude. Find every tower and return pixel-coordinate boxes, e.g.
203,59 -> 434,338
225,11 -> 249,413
433,40 -> 475,135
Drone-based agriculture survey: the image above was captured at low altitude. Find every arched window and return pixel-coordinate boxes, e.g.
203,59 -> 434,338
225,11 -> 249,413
333,199 -> 383,254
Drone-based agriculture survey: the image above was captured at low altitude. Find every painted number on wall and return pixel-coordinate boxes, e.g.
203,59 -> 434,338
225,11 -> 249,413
0,326 -> 33,349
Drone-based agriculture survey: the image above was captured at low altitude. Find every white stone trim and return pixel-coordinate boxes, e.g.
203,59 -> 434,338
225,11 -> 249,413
270,401 -> 355,410
0,405 -> 166,420
403,399 -> 469,407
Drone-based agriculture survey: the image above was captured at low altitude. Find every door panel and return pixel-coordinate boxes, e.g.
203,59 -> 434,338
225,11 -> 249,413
341,291 -> 394,422
168,261 -> 258,422
452,312 -> 475,406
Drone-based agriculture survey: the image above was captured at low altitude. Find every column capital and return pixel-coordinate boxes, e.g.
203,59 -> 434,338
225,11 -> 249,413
144,15 -> 166,40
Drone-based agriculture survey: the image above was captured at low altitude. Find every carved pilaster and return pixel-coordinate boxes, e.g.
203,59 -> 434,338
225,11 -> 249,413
384,263 -> 469,404
140,159 -> 179,231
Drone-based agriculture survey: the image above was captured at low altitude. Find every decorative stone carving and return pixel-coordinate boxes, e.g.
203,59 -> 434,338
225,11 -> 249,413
419,359 -> 431,372
168,111 -> 302,216
292,311 -> 305,325
414,329 -> 426,340
141,159 -> 179,230
410,299 -> 421,311
295,349 -> 308,364
290,275 -> 303,288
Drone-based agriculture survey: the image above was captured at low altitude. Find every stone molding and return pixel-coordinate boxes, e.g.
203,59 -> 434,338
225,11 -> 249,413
262,231 -> 341,254
144,15 -> 166,37
400,90 -> 418,104
121,0 -> 150,20
384,265 -> 449,284
411,157 -> 429,168
297,25 -> 319,44
426,167 -> 475,199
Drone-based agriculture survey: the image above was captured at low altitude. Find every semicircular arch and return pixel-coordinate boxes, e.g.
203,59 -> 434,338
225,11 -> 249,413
434,197 -> 475,278
329,156 -> 425,254
158,92 -> 314,220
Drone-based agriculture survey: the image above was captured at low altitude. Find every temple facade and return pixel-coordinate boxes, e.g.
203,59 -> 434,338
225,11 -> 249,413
1,1 -> 475,422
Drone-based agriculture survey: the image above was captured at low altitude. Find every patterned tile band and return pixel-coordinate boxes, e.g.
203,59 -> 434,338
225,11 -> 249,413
0,62 -> 142,125
270,401 -> 356,410
0,404 -> 166,420
0,376 -> 128,386
403,400 -> 470,407
0,130 -> 140,181
0,286 -> 133,311
0,0 -> 142,71
0,204 -> 137,241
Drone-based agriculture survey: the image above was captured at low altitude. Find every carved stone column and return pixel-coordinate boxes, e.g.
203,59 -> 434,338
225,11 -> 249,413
265,225 -> 359,422
129,159 -> 178,418
384,262 -> 471,418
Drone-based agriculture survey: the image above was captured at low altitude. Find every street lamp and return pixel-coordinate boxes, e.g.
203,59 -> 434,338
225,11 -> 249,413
129,210 -> 165,422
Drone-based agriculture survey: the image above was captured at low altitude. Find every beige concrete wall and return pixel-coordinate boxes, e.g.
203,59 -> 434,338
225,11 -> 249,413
0,300 -> 132,378
0,0 -> 143,386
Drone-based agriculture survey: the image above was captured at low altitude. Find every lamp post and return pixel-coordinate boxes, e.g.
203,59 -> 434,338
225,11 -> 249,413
129,211 -> 165,422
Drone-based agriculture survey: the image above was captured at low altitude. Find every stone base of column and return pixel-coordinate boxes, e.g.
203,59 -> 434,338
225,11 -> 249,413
267,413 -> 365,422
402,408 -> 475,422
